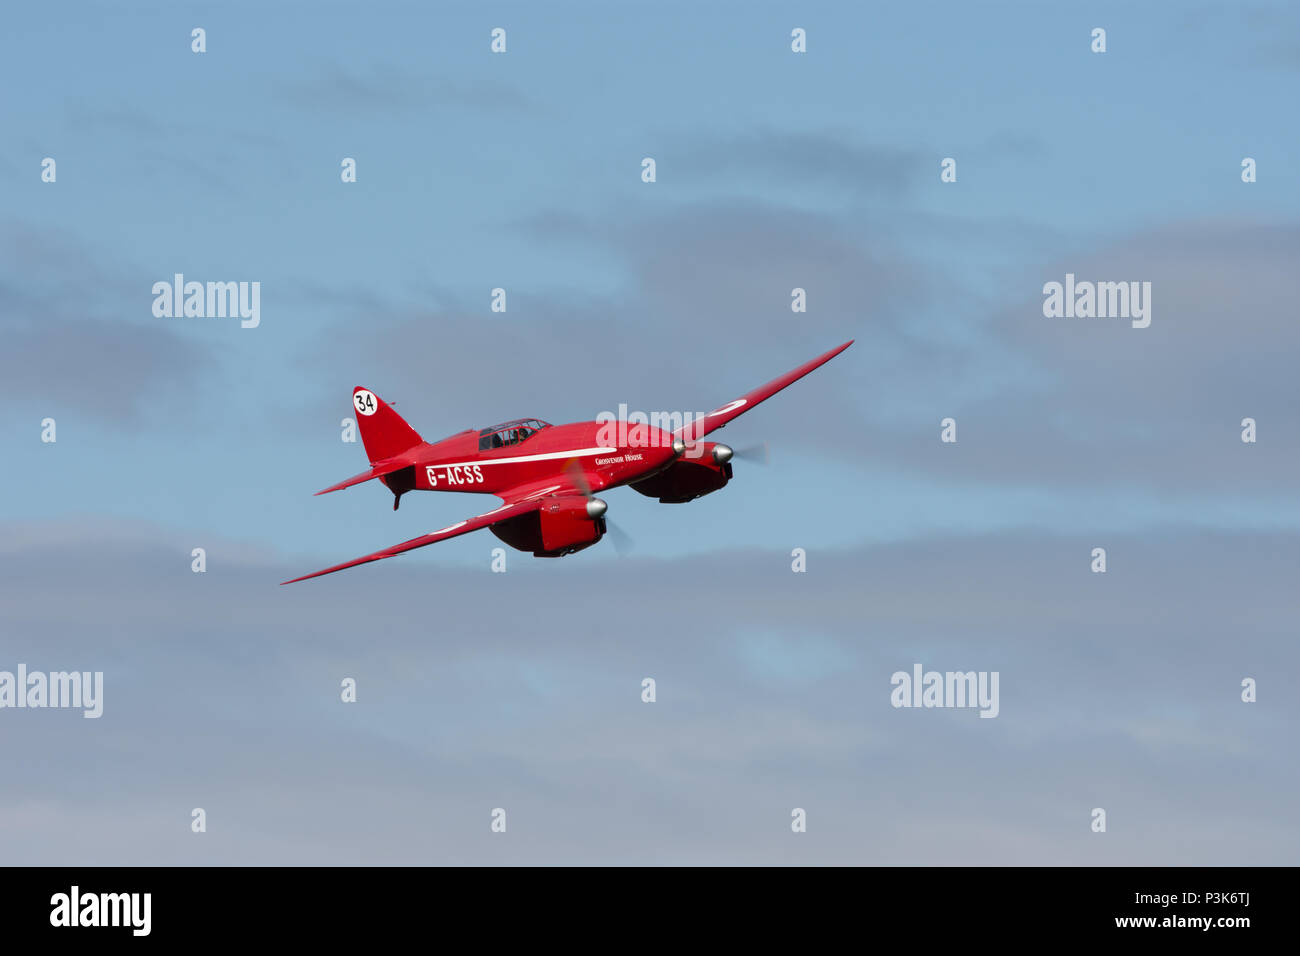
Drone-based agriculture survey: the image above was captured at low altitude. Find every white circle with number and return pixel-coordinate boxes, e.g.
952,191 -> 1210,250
353,389 -> 379,416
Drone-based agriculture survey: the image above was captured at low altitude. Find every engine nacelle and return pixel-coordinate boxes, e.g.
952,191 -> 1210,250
630,443 -> 732,503
490,495 -> 606,557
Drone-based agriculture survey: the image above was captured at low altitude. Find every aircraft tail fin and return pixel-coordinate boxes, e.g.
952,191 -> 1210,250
351,387 -> 423,464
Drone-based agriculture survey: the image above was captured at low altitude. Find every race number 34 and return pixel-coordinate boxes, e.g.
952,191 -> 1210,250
354,389 -> 378,416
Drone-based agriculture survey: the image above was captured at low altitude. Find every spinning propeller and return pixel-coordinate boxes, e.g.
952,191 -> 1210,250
711,441 -> 770,466
564,459 -> 635,555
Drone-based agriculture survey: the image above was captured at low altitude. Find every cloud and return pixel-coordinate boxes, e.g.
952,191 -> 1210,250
282,61 -> 535,115
664,127 -> 1049,209
672,129 -> 926,201
0,518 -> 1294,863
920,218 -> 1300,491
0,223 -> 215,424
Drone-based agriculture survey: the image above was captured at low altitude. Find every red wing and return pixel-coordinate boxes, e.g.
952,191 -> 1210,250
281,499 -> 541,584
675,341 -> 853,443
495,474 -> 593,503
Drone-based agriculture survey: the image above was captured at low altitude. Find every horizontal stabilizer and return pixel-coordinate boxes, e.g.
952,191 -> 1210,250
314,455 -> 414,496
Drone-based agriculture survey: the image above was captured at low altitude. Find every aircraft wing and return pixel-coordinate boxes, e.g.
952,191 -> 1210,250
675,340 -> 853,443
281,498 -> 541,584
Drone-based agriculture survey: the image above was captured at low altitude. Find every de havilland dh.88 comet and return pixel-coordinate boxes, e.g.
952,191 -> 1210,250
282,341 -> 852,583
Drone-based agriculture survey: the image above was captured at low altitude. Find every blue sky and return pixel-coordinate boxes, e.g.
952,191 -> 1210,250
4,1 -> 1299,565
1,2 -> 1297,863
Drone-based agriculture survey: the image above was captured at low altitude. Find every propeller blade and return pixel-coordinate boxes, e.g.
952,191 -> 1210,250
733,441 -> 770,465
606,518 -> 635,556
563,458 -> 630,553
563,458 -> 594,497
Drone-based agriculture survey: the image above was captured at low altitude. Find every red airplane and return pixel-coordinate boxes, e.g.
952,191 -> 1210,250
282,340 -> 852,583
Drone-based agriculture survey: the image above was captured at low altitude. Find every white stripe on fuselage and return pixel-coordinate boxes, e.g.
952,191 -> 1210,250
435,446 -> 618,469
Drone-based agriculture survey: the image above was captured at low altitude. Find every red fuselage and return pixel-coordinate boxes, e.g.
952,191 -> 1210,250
398,421 -> 680,501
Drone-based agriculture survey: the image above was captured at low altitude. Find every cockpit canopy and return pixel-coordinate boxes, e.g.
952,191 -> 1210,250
478,419 -> 551,451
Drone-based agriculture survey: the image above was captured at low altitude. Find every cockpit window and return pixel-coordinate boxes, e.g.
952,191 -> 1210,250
478,419 -> 550,451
